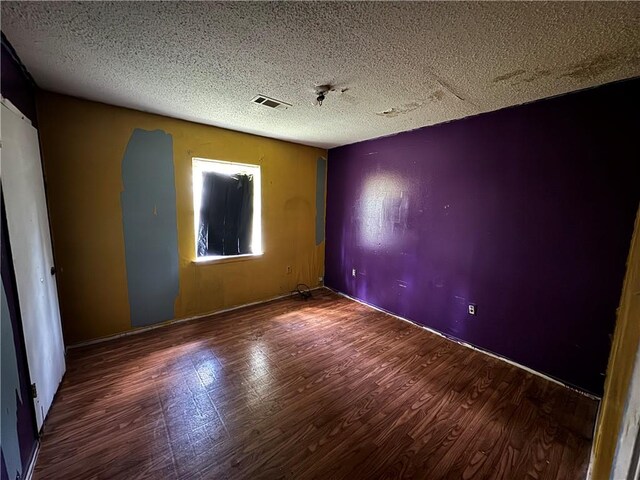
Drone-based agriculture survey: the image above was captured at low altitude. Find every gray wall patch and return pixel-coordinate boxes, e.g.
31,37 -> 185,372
315,157 -> 327,246
121,129 -> 179,327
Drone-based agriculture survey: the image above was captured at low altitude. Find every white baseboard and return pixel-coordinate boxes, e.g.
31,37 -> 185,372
68,286 -> 324,349
60,284 -> 604,477
68,284 -> 600,402
329,287 -> 600,401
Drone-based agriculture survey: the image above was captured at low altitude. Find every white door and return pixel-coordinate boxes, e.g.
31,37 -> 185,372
1,100 -> 66,429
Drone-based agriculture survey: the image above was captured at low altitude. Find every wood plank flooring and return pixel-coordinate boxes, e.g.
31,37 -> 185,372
34,289 -> 598,480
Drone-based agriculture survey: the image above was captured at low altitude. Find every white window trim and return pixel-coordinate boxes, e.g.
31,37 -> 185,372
192,158 -> 262,263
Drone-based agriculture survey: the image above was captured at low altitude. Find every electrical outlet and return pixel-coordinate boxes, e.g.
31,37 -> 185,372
318,276 -> 323,284
286,266 -> 292,274
352,268 -> 357,277
468,304 -> 477,316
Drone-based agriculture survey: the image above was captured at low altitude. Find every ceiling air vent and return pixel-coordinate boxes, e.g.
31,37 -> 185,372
251,95 -> 291,110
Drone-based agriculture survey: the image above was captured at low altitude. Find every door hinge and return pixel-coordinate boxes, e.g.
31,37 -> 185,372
30,383 -> 38,399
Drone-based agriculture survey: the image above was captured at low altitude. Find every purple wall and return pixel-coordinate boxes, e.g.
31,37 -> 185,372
326,78 -> 640,395
1,35 -> 39,480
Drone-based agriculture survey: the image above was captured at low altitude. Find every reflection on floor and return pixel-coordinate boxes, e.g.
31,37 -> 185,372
34,289 -> 597,479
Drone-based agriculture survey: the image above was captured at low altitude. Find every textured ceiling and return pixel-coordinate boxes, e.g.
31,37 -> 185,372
2,2 -> 639,148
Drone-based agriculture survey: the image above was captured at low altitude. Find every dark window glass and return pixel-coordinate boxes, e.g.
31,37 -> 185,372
197,172 -> 254,257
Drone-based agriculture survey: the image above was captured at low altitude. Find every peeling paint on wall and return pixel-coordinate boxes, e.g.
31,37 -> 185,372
121,128 -> 179,327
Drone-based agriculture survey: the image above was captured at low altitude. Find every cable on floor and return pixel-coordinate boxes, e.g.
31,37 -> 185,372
291,283 -> 312,300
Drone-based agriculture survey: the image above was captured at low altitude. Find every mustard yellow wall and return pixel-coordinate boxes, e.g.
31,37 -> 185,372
590,204 -> 640,479
37,92 -> 327,344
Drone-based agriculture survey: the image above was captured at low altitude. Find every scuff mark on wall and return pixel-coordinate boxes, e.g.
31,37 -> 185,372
356,173 -> 411,249
121,128 -> 179,328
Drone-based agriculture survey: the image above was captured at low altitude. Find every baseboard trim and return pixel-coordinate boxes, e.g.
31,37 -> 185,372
68,287 -> 324,349
329,287 -> 601,401
67,285 -> 600,400
23,440 -> 40,480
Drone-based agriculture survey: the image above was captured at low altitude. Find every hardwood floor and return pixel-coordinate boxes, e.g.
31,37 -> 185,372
34,289 -> 598,480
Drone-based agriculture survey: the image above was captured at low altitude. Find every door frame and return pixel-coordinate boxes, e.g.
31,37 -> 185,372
611,346 -> 640,479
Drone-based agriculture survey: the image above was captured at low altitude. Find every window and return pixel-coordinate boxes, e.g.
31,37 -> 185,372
192,158 -> 262,261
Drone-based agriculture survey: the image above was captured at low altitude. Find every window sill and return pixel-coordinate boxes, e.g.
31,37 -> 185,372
192,253 -> 263,266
